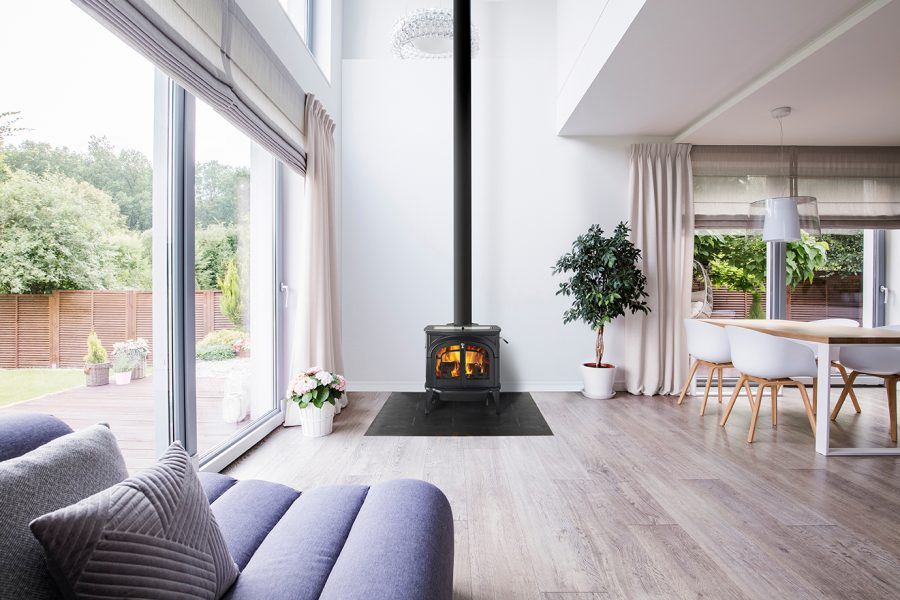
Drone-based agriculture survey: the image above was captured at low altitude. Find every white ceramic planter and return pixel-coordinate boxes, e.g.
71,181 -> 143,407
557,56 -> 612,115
114,371 -> 133,385
284,401 -> 335,437
580,363 -> 616,399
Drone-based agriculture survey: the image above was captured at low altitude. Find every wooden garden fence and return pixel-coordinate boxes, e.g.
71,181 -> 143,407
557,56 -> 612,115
0,290 -> 229,368
709,274 -> 862,321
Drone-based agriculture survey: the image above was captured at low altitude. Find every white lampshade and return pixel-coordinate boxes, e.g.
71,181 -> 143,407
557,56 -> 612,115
749,196 -> 820,242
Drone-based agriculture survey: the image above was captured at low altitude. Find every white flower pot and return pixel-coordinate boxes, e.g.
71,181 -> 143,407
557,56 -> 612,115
114,371 -> 132,385
581,363 -> 616,399
286,402 -> 335,437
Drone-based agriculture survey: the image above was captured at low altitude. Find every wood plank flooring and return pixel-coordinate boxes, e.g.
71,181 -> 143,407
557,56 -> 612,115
224,388 -> 900,600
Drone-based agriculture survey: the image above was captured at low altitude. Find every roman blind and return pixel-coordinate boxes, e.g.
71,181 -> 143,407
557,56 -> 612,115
692,145 -> 900,229
73,0 -> 307,174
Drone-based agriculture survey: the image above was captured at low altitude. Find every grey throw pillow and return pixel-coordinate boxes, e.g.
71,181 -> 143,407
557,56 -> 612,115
0,423 -> 128,600
30,442 -> 239,600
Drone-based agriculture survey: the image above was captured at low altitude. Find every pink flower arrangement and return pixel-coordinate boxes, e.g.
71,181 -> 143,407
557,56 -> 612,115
232,338 -> 250,354
288,367 -> 346,408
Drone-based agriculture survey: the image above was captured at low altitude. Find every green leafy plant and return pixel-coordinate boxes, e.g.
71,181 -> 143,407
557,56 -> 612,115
84,332 -> 108,365
218,258 -> 244,328
196,343 -> 236,361
553,222 -> 650,368
695,232 -> 828,319
288,367 -> 346,409
111,353 -> 135,374
198,329 -> 246,347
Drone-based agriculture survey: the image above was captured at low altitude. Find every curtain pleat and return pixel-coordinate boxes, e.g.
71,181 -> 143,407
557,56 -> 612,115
625,144 -> 694,396
290,95 -> 343,405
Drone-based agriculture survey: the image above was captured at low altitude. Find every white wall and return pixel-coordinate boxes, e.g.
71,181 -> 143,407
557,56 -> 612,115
342,0 -> 655,391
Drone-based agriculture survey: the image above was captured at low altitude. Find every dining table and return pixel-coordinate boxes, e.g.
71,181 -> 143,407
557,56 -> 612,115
702,319 -> 900,456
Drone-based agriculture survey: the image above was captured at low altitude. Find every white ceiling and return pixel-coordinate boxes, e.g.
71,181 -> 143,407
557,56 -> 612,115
558,0 -> 900,145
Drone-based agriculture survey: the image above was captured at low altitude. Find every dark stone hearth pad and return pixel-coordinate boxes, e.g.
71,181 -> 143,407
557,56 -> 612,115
365,392 -> 553,437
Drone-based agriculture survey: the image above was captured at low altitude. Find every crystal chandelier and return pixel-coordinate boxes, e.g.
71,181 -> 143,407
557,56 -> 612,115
391,8 -> 479,59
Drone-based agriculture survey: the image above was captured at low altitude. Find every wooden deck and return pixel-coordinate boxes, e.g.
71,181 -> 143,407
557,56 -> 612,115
2,373 -> 249,471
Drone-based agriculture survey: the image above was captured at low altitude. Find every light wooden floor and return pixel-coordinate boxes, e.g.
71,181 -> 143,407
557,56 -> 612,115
225,388 -> 900,600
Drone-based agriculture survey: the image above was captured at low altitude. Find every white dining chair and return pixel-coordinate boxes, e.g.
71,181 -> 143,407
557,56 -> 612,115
796,318 -> 861,413
831,324 -> 900,442
721,326 -> 818,443
678,319 -> 743,416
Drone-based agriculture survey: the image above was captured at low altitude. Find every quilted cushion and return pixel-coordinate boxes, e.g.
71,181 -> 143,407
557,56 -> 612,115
30,443 -> 239,600
226,485 -> 370,600
0,424 -> 127,600
0,413 -> 73,462
210,479 -> 300,569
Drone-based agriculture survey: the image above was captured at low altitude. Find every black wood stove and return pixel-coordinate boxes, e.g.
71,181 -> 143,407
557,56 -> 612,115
423,0 -> 503,415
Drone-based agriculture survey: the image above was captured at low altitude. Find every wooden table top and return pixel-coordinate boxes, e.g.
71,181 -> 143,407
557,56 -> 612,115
700,319 -> 900,345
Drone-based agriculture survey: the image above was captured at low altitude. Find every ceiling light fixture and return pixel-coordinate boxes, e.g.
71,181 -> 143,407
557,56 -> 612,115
749,106 -> 820,242
391,8 -> 479,59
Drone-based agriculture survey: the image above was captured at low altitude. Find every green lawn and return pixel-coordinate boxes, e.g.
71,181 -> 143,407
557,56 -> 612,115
0,369 -> 85,407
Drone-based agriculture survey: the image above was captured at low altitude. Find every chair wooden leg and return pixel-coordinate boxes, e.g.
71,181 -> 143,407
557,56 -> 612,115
748,384 -> 765,443
743,379 -> 755,408
887,377 -> 898,444
717,367 -> 724,404
797,383 -> 817,436
772,385 -> 778,428
831,370 -> 860,421
721,375 -> 746,427
700,369 -> 714,416
678,360 -> 700,405
835,363 -> 862,413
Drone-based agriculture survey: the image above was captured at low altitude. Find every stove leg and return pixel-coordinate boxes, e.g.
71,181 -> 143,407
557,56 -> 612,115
492,390 -> 501,415
424,389 -> 435,415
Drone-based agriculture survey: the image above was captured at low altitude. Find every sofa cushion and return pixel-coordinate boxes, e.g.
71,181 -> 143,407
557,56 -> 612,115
30,443 -> 239,600
0,424 -> 127,599
226,484 -> 370,600
0,413 -> 73,462
199,471 -> 239,503
319,479 -> 454,600
210,479 -> 300,569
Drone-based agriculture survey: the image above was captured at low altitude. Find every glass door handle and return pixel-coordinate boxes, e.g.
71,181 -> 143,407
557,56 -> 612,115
280,283 -> 290,307
881,285 -> 889,304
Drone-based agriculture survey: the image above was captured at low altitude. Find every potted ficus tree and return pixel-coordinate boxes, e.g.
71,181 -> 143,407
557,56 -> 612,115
84,332 -> 110,387
554,222 -> 650,399
285,367 -> 347,437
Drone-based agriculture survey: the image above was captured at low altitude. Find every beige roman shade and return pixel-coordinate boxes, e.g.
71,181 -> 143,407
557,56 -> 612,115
72,0 -> 307,173
692,146 -> 900,230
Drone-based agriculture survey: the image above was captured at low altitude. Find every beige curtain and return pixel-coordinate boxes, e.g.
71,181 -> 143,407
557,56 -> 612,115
290,95 -> 344,402
624,144 -> 694,396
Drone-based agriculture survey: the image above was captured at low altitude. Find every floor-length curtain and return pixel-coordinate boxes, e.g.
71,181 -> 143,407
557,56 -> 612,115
624,144 -> 693,396
290,94 -> 344,399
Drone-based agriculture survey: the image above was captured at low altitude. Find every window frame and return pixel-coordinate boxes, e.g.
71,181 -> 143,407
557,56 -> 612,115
153,77 -> 287,471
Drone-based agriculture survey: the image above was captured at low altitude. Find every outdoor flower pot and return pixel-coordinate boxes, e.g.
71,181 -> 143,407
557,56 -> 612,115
131,357 -> 147,380
114,370 -> 133,385
581,363 -> 616,399
85,363 -> 110,387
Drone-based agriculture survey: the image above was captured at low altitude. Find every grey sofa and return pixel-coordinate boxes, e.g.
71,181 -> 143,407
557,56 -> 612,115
0,412 -> 454,600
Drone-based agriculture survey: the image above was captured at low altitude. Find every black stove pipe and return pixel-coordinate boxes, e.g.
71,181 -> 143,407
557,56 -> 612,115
453,0 -> 472,326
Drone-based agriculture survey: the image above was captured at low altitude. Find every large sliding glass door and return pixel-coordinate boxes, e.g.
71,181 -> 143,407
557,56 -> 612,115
192,99 -> 281,462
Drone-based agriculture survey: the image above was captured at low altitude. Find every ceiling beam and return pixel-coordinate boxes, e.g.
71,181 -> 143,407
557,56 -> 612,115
673,0 -> 895,143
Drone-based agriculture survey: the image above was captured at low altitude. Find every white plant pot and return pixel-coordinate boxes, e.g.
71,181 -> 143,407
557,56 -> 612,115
114,371 -> 132,385
581,363 -> 616,399
284,402 -> 335,437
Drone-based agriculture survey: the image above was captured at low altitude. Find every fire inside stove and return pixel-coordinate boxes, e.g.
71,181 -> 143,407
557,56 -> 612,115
435,344 -> 490,380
